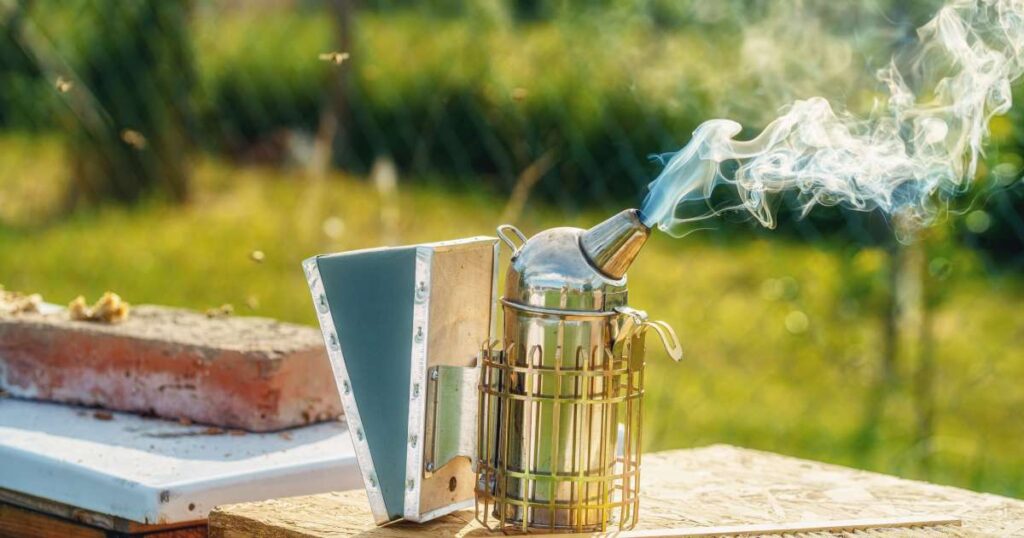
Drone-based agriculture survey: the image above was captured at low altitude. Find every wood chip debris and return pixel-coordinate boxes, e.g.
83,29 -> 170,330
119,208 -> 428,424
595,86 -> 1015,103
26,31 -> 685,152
0,285 -> 42,315
69,292 -> 130,323
205,304 -> 234,318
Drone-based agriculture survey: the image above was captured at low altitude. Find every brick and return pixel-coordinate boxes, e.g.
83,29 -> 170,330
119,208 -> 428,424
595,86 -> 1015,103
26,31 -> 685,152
0,305 -> 342,432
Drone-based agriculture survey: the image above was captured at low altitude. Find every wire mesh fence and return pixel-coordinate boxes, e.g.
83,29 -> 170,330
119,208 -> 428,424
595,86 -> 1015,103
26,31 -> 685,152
1,0 -> 1022,499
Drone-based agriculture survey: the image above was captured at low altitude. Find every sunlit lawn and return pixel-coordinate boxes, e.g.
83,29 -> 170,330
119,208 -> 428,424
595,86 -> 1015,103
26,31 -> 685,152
1,136 -> 1022,498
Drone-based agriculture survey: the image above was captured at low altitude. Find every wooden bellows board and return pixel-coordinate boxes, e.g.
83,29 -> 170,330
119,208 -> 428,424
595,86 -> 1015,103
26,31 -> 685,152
303,237 -> 497,524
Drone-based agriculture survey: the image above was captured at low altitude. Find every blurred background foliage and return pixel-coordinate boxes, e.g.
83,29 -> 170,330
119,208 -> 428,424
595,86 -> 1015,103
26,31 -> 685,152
1,0 -> 1022,499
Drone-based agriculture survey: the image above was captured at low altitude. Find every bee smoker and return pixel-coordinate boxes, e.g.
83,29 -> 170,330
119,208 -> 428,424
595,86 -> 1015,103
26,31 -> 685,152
303,207 -> 680,531
476,209 -> 682,533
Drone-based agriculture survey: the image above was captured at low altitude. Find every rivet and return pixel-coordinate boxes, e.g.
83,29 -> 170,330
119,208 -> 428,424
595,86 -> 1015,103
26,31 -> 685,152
414,327 -> 424,343
342,380 -> 351,395
317,294 -> 329,313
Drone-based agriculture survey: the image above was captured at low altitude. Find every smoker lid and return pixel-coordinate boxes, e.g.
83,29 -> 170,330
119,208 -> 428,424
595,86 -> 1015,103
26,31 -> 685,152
504,226 -> 627,312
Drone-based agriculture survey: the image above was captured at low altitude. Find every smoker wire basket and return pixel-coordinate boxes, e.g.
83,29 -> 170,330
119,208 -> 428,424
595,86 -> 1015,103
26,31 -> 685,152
475,301 -> 645,533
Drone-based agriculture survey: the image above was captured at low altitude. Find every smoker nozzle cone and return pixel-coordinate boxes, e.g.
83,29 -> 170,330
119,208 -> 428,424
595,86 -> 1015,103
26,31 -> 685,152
580,209 -> 651,280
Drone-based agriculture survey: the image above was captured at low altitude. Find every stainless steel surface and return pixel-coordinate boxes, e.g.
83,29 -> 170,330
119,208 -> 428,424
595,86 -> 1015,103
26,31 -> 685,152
424,365 -> 480,476
478,211 -> 674,533
498,298 -> 617,319
579,209 -> 651,280
478,310 -> 642,532
477,210 -> 681,533
504,226 -> 628,313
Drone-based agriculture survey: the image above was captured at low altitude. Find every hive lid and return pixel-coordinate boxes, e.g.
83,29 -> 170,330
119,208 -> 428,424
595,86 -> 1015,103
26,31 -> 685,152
303,236 -> 498,525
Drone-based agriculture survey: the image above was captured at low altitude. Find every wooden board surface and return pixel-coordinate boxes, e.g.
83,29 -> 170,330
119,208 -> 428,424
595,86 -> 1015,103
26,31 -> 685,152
209,445 -> 1024,537
418,240 -> 495,517
0,498 -> 206,538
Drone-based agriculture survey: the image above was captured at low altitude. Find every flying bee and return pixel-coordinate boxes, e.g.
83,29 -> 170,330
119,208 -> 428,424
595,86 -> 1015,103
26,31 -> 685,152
55,76 -> 73,93
318,51 -> 350,65
120,129 -> 147,150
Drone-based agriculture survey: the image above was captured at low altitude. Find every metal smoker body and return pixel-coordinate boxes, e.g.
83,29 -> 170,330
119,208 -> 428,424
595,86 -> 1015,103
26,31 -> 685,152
476,209 -> 681,532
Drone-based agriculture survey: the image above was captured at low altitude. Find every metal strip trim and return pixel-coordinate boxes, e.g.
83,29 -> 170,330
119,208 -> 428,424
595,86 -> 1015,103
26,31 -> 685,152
499,298 -> 618,319
303,256 -> 390,525
403,247 -> 433,519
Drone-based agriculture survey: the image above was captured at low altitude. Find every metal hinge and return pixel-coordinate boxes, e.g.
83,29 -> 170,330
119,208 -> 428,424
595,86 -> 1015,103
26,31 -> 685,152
423,364 -> 479,476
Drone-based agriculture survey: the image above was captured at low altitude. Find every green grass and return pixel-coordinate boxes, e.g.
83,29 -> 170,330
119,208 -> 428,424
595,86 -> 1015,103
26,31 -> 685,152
1,136 -> 1022,499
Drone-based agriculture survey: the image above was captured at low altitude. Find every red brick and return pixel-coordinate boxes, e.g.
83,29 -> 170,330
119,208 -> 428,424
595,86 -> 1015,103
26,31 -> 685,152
0,305 -> 341,432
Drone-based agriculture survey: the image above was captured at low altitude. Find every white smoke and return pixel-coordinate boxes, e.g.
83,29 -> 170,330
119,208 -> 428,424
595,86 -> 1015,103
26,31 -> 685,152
641,0 -> 1024,236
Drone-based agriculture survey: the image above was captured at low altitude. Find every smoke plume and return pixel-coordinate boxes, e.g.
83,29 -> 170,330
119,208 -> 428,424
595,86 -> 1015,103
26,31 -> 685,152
641,0 -> 1024,236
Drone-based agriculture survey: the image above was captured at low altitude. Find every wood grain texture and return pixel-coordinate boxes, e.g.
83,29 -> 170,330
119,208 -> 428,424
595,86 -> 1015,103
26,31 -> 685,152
0,501 -> 207,537
426,241 -> 495,369
0,487 -> 208,536
0,503 -> 106,538
209,445 -> 1024,537
0,488 -> 119,531
538,515 -> 962,537
419,240 -> 495,516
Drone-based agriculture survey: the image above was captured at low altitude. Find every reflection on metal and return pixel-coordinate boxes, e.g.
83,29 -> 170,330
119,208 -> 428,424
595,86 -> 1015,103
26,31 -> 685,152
580,209 -> 650,280
476,212 -> 682,534
305,210 -> 680,532
424,365 -> 479,476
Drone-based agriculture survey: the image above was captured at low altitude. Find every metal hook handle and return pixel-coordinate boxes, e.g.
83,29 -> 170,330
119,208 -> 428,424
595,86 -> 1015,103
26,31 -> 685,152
641,319 -> 683,362
612,307 -> 683,362
496,224 -> 528,257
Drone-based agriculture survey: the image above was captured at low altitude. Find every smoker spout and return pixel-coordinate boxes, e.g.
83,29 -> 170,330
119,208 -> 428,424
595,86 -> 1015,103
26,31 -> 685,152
580,209 -> 651,280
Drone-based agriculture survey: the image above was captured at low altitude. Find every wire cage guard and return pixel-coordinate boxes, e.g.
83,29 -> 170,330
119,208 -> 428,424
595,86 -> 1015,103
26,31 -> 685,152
475,299 -> 645,533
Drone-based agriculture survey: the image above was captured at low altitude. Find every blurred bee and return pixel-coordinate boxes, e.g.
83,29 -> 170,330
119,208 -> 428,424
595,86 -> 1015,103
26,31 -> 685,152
55,76 -> 73,93
318,51 -> 350,65
120,129 -> 147,150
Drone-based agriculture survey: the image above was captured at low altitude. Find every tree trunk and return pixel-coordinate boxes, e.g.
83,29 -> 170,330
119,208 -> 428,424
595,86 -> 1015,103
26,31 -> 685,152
309,0 -> 355,177
912,236 -> 936,475
854,239 -> 903,461
67,0 -> 194,207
